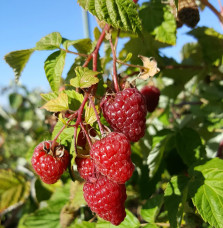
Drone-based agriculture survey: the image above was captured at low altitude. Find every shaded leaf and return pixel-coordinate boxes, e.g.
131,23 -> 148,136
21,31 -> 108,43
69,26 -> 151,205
41,92 -> 69,112
4,49 -> 34,81
148,133 -> 174,177
0,170 -> 30,214
141,194 -> 163,223
44,50 -> 66,92
175,128 -> 205,166
63,38 -> 92,54
52,121 -> 74,145
18,181 -> 70,228
36,32 -> 62,50
188,27 -> 223,66
9,93 -> 23,109
164,175 -> 189,228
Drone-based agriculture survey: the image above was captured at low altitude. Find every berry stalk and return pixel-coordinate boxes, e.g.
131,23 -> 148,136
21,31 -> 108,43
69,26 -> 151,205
109,36 -> 120,92
89,96 -> 104,136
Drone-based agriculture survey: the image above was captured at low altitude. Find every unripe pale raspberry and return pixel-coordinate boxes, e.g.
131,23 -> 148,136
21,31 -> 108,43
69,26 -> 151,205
90,132 -> 134,184
31,141 -> 70,184
101,88 -> 147,142
83,174 -> 127,225
141,85 -> 160,113
75,157 -> 95,181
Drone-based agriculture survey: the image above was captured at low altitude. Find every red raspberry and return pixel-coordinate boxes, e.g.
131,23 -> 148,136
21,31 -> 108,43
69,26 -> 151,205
141,86 -> 160,113
83,174 -> 126,225
101,88 -> 147,142
75,157 -> 95,181
90,132 -> 134,184
31,141 -> 70,184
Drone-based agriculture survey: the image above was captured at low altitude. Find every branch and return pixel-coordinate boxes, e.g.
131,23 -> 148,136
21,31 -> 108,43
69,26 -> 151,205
80,122 -> 93,148
109,37 -> 120,92
51,112 -> 78,152
174,101 -> 203,107
60,48 -> 88,58
200,0 -> 223,24
89,96 -> 104,135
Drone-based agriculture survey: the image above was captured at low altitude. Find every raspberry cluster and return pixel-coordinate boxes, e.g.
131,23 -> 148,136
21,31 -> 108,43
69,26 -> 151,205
31,87 -> 158,225
76,132 -> 134,225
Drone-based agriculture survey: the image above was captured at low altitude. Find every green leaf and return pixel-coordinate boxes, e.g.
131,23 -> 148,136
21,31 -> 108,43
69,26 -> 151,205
9,93 -> 23,109
69,181 -> 86,210
181,42 -> 203,65
18,181 -> 70,228
4,49 -> 34,81
40,92 -> 58,101
119,32 -> 165,65
118,209 -> 140,228
70,66 -> 100,89
153,6 -> 176,45
164,175 -> 189,228
120,53 -> 132,62
147,133 -> 174,178
188,27 -> 223,66
41,92 -> 69,112
78,0 -> 142,33
85,105 -> 99,125
142,225 -> 158,228
44,50 -> 66,92
0,170 -> 30,214
63,38 -> 92,54
141,195 -> 163,223
63,90 -> 84,111
96,209 -> 140,228
139,2 -> 176,45
69,221 -> 96,228
52,121 -> 74,145
175,128 -> 205,166
35,32 -> 62,50
189,158 -> 223,228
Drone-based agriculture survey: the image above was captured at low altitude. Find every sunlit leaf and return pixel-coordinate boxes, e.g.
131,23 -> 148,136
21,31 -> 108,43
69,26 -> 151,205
41,93 -> 69,112
70,66 -> 100,89
189,158 -> 223,228
4,49 -> 34,81
44,50 -> 66,92
78,0 -> 142,33
36,32 -> 62,50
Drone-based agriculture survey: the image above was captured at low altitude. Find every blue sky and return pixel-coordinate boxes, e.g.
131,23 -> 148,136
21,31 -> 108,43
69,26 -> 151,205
0,0 -> 222,99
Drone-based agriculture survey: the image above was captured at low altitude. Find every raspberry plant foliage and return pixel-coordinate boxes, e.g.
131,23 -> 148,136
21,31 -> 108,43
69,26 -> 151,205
2,0 -> 223,227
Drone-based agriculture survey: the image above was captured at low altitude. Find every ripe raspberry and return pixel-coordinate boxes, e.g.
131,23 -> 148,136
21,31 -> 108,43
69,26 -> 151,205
31,141 -> 70,184
83,174 -> 126,225
141,86 -> 160,113
101,88 -> 147,142
90,132 -> 134,184
75,157 -> 95,181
